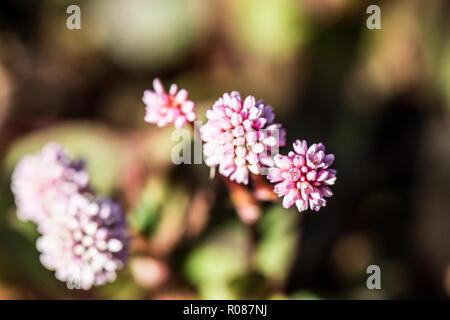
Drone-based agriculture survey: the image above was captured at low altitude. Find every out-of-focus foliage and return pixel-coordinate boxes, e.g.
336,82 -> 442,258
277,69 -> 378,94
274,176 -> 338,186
4,123 -> 125,195
255,206 -> 299,284
184,222 -> 247,299
227,0 -> 310,61
129,177 -> 165,235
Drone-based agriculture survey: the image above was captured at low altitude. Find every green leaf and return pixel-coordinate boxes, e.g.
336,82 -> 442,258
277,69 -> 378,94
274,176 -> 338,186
128,177 -> 166,235
183,222 -> 247,290
230,0 -> 310,61
255,205 -> 300,283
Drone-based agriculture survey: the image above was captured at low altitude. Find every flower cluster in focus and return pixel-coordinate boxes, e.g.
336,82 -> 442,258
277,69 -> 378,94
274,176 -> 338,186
142,79 -> 337,213
201,92 -> 286,185
267,140 -> 336,212
11,143 -> 127,290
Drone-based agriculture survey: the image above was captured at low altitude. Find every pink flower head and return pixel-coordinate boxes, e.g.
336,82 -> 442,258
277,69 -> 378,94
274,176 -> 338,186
11,143 -> 89,225
202,92 -> 286,185
267,140 -> 336,212
143,78 -> 196,128
37,196 -> 127,290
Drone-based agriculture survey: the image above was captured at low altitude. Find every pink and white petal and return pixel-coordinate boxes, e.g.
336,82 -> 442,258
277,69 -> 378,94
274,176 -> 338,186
243,119 -> 253,131
231,113 -> 243,126
274,180 -> 292,197
175,89 -> 188,103
300,181 -> 313,200
142,90 -> 155,105
248,107 -> 262,120
316,169 -> 329,181
274,154 -> 293,170
293,140 -> 308,155
243,96 -> 256,110
174,116 -> 187,128
245,131 -> 258,145
144,110 -> 159,123
267,167 -> 283,182
233,125 -> 245,137
251,143 -> 264,154
246,152 -> 259,165
295,199 -> 308,212
230,91 -> 241,99
232,166 -> 249,185
224,107 -> 234,118
324,176 -> 337,185
320,186 -> 333,198
223,93 -> 232,106
206,110 -> 219,120
282,188 -> 300,209
181,101 -> 194,113
235,146 -> 246,158
219,118 -> 232,130
263,136 -> 277,148
153,78 -> 164,93
169,84 -> 177,95
259,154 -> 275,167
324,154 -> 335,167
306,170 -> 317,181
234,157 -> 246,167
186,112 -> 196,122
219,164 -> 235,177
248,164 -> 260,175
310,187 -> 322,200
253,118 -> 267,130
307,143 -> 318,155
230,97 -> 242,112
293,155 -> 305,167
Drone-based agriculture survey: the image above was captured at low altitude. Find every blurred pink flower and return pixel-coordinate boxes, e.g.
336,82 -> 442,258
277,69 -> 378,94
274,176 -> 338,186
143,78 -> 196,128
201,92 -> 286,185
11,143 -> 128,289
267,140 -> 336,212
37,197 -> 127,290
11,143 -> 89,225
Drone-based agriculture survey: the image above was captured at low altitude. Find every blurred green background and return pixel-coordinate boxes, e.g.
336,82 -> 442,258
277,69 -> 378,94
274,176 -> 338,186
0,0 -> 449,299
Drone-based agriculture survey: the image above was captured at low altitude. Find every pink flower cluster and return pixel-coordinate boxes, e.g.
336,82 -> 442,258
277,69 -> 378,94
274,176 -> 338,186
267,140 -> 336,212
143,78 -> 196,128
11,143 -> 127,289
142,78 -> 337,213
201,92 -> 286,185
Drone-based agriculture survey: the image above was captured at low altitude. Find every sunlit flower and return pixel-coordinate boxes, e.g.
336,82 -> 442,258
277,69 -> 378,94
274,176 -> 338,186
201,92 -> 286,184
11,143 -> 89,225
37,196 -> 128,290
267,140 -> 336,212
143,78 -> 196,128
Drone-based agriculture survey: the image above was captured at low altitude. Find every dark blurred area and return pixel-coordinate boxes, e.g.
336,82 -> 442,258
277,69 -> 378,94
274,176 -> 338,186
0,0 -> 449,299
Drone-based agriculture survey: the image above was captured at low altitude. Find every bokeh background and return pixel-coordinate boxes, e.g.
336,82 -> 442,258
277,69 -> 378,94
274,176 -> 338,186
0,0 -> 449,299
